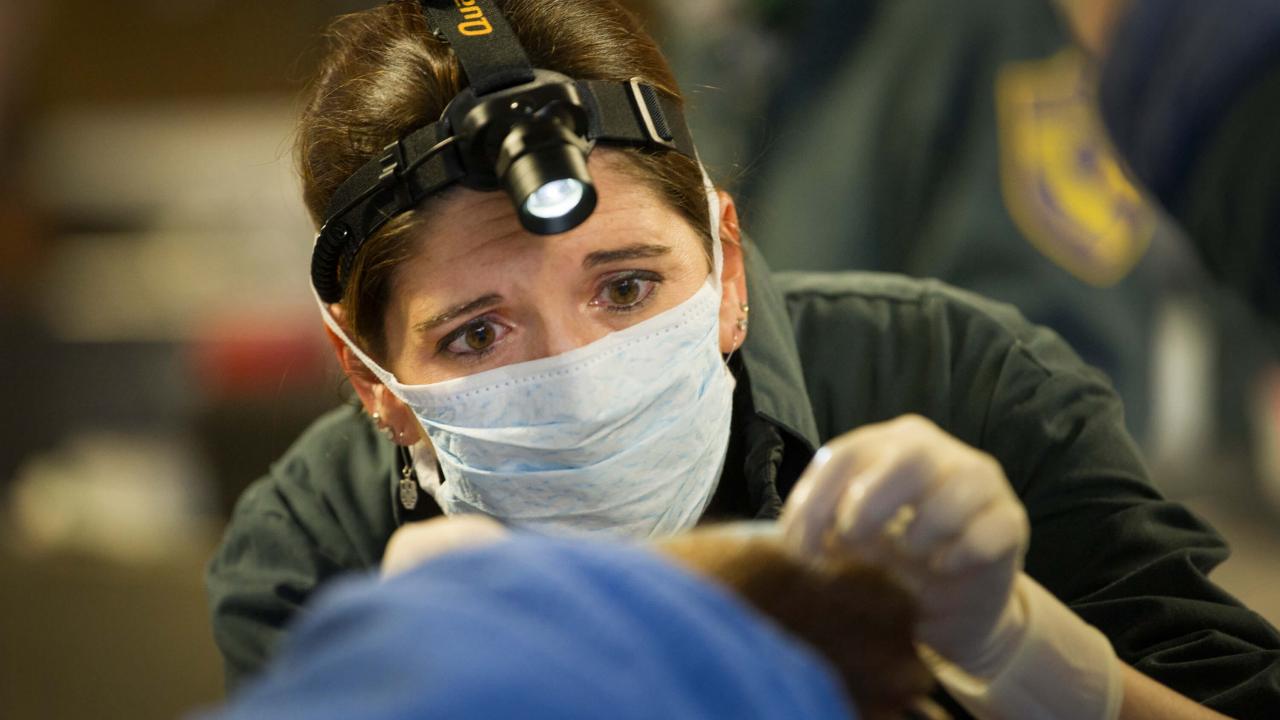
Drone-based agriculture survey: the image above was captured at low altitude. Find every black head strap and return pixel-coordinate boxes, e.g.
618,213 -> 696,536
310,77 -> 698,303
582,79 -> 696,155
420,0 -> 535,95
310,2 -> 700,303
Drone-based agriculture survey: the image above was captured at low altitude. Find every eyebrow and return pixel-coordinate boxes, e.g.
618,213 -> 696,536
414,293 -> 503,333
582,243 -> 671,269
412,244 -> 670,333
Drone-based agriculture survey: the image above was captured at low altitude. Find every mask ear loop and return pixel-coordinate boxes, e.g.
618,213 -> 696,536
699,161 -> 724,286
314,284 -> 401,380
699,162 -> 747,372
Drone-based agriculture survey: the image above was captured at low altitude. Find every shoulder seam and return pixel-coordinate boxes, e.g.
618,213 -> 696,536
784,278 -> 1056,370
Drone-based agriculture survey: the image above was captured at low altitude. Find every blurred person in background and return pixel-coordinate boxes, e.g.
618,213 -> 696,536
206,1 -> 1279,717
647,0 -> 1165,443
651,0 -> 1280,511
1098,0 -> 1280,323
1090,0 -> 1280,512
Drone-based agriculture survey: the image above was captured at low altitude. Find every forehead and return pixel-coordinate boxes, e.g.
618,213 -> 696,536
400,152 -> 704,275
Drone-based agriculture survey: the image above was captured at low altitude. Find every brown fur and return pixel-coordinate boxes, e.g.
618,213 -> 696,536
660,531 -> 937,720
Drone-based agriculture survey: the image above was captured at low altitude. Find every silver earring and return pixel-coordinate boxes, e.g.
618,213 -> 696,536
726,302 -> 751,362
735,318 -> 748,349
371,411 -> 396,442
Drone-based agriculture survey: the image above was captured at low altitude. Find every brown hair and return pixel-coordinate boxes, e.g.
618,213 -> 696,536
297,0 -> 711,361
659,532 -> 937,720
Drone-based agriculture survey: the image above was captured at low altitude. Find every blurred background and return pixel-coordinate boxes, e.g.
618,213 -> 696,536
1,1 -> 1277,718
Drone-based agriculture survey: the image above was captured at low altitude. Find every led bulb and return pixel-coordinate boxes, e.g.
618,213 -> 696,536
523,178 -> 586,220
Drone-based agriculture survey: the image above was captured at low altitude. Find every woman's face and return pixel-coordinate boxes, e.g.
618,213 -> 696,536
375,151 -> 740,385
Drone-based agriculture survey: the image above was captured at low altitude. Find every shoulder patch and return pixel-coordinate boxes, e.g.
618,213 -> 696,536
996,49 -> 1155,286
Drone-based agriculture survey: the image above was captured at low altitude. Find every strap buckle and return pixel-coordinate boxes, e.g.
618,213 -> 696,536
627,78 -> 677,151
377,140 -> 407,188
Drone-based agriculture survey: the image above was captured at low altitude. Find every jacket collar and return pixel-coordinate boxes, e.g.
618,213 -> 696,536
737,241 -> 821,454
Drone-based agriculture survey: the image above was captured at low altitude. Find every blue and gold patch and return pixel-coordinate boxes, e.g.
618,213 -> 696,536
997,49 -> 1155,286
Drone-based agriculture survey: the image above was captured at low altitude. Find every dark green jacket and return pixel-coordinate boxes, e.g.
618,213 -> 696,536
207,247 -> 1280,714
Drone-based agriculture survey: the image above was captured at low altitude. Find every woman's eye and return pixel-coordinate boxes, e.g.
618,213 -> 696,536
443,319 -> 508,356
609,278 -> 643,305
595,273 -> 658,311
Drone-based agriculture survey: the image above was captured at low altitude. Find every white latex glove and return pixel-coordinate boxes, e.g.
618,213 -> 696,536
381,515 -> 510,579
780,414 -> 1029,677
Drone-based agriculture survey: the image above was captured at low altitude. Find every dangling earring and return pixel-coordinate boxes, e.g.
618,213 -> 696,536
398,444 -> 419,511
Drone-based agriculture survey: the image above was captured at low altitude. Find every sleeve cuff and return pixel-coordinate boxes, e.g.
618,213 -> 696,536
921,573 -> 1124,720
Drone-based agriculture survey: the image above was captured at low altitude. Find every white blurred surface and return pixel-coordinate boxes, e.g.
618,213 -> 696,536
29,100 -> 317,341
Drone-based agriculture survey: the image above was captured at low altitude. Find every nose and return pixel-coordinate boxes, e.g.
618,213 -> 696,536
517,250 -> 613,361
535,311 -> 607,359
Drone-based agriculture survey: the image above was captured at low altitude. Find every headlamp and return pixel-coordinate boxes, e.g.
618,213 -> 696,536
443,68 -> 599,236
504,130 -> 596,233
310,0 -> 696,303
524,179 -> 589,221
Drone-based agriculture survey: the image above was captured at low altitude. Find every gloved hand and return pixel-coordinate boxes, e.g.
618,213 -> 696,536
381,515 -> 510,578
781,415 -> 1124,719
781,414 -> 1029,677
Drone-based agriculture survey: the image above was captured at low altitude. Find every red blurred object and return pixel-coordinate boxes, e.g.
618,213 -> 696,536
189,315 -> 334,400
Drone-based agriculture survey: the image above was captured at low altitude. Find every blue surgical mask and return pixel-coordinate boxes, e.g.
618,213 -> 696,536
318,182 -> 735,539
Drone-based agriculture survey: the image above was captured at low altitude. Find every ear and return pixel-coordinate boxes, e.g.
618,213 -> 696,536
715,190 -> 749,354
323,306 -> 424,446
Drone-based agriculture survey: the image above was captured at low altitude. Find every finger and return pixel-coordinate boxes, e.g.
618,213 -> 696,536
781,416 -> 943,555
932,502 -> 1028,574
781,442 -> 865,554
898,463 -> 1002,558
834,448 -> 939,547
381,515 -> 509,578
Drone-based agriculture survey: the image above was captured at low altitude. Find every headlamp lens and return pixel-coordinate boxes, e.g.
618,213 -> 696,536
523,178 -> 586,219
